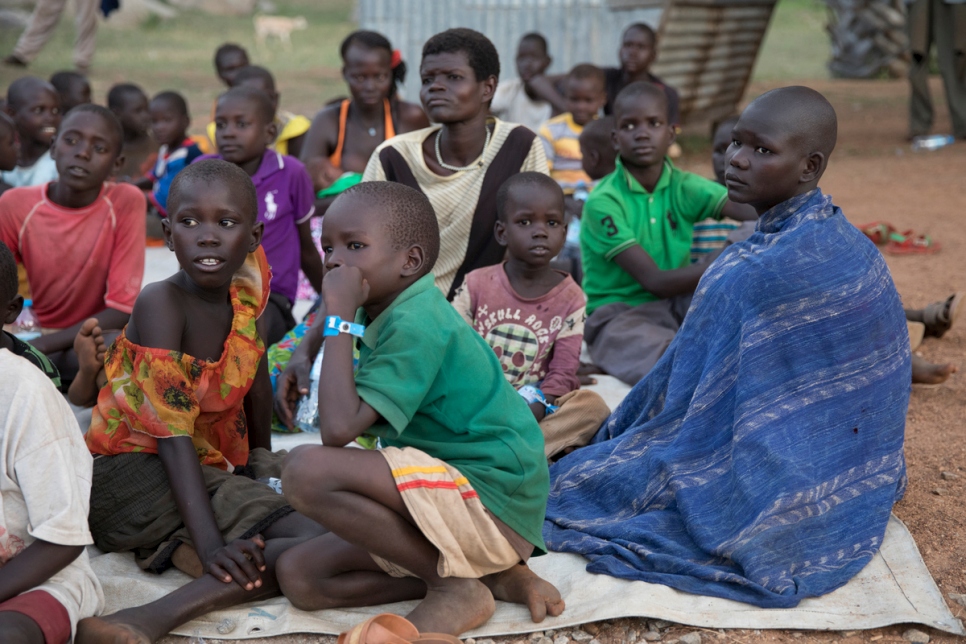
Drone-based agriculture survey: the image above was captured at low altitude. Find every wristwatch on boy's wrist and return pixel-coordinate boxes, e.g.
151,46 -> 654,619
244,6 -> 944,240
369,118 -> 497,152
322,315 -> 366,338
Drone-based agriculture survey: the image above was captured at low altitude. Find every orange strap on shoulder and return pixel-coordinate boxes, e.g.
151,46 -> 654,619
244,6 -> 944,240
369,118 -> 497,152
329,98 -> 351,170
384,98 -> 395,139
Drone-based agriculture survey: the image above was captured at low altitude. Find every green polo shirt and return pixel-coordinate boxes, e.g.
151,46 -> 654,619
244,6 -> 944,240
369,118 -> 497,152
353,273 -> 549,553
580,157 -> 728,314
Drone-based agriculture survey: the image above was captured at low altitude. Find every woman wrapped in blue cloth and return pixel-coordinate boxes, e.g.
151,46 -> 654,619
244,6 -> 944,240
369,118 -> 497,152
544,86 -> 910,608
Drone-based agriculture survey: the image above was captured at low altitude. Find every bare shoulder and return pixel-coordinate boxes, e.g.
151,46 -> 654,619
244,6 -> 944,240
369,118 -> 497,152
302,104 -> 342,158
127,280 -> 187,350
396,100 -> 430,132
309,103 -> 341,131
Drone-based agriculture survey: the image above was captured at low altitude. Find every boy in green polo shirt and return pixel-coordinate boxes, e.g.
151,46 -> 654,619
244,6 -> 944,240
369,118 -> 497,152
580,81 -> 756,385
277,182 -> 564,637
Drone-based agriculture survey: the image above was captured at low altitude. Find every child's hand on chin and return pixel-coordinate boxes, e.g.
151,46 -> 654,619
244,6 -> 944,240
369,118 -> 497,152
322,265 -> 370,313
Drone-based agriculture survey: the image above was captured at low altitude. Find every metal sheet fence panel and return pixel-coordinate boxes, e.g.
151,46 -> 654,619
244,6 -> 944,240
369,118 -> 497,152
358,0 -> 774,124
359,0 -> 662,102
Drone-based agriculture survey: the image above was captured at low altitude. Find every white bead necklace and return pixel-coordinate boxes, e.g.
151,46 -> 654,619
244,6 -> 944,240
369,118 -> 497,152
434,126 -> 490,172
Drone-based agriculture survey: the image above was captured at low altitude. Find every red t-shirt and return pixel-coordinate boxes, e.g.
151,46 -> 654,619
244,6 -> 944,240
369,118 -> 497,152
0,182 -> 146,329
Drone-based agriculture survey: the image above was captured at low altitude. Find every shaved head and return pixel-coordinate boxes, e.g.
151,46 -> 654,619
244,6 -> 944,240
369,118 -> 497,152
6,76 -> 57,110
744,86 -> 837,159
726,86 -> 838,213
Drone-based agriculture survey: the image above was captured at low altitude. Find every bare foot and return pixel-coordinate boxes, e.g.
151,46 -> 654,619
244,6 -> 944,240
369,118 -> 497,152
406,577 -> 494,636
68,318 -> 106,407
912,354 -> 958,385
76,615 -> 153,644
482,563 -> 565,623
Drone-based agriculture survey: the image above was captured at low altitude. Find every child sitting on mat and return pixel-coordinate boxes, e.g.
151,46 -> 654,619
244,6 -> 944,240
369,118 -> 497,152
275,181 -> 565,636
76,159 -> 326,644
452,173 -> 610,458
0,349 -> 103,644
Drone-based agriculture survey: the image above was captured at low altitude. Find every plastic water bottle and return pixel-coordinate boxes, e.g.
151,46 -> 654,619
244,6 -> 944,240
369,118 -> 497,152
293,346 -> 324,432
11,299 -> 40,340
911,135 -> 955,152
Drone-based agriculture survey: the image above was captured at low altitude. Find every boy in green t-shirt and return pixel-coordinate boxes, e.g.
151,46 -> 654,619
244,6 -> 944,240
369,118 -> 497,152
276,182 -> 564,636
580,81 -> 756,386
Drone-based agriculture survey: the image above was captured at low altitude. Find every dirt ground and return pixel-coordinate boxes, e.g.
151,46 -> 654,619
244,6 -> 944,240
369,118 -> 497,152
161,77 -> 965,644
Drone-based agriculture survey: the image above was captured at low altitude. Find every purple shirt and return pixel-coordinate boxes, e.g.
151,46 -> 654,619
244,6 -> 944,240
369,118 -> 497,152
196,150 -> 314,303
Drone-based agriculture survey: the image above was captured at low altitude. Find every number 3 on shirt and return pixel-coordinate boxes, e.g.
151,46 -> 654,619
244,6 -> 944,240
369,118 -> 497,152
600,216 -> 619,237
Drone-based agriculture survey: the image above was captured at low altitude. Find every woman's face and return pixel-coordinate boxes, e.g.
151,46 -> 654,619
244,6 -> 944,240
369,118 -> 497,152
419,51 -> 495,124
343,44 -> 393,107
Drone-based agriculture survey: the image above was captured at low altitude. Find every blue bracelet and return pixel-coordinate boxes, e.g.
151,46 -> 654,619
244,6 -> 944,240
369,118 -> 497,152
323,315 -> 366,338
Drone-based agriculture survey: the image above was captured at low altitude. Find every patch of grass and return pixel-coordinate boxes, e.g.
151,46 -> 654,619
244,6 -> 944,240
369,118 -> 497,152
752,0 -> 830,81
0,0 -> 355,138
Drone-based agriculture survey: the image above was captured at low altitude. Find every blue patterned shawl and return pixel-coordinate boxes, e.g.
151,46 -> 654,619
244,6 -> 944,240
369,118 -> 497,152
544,189 -> 910,608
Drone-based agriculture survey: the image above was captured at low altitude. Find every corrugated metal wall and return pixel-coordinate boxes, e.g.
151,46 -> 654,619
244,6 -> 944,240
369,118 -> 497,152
652,0 -> 776,125
358,0 -> 664,101
358,0 -> 775,125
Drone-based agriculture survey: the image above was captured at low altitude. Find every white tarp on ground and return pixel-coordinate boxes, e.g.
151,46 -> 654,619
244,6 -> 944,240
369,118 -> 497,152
90,516 -> 964,640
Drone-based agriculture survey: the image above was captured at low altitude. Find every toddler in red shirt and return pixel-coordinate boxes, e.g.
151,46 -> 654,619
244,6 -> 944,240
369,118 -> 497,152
452,172 -> 610,458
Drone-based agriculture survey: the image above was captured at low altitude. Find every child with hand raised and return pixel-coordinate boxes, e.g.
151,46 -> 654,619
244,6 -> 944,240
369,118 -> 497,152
275,182 -> 564,637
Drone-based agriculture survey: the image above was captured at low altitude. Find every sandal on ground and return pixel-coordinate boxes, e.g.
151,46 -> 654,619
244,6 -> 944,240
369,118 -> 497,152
885,230 -> 941,255
922,292 -> 963,338
338,614 -> 463,644
858,221 -> 898,245
338,614 -> 420,644
411,634 -> 464,644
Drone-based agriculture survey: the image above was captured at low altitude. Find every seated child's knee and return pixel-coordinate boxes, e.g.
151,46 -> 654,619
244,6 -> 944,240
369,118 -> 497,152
280,444 -> 337,507
276,552 -> 343,612
0,613 -> 44,644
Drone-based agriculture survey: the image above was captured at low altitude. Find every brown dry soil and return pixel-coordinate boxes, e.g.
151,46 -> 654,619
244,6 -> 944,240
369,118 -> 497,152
161,77 -> 966,644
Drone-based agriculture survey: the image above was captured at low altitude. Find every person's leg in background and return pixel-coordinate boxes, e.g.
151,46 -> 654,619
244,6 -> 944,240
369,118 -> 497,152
72,0 -> 100,72
931,0 -> 966,138
5,0 -> 69,67
907,0 -> 934,137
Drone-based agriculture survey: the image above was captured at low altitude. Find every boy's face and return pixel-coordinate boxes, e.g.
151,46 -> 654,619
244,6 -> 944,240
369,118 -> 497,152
515,39 -> 550,82
217,51 -> 249,87
420,51 -> 496,124
343,44 -> 393,108
0,124 -> 19,172
114,93 -> 151,137
163,178 -> 263,291
495,184 -> 567,269
61,80 -> 92,113
724,107 -> 809,214
566,77 -> 606,126
321,195 -> 416,308
51,112 -> 123,192
149,100 -> 190,148
711,121 -> 734,184
614,93 -> 674,169
214,96 -> 276,168
620,27 -> 655,75
9,86 -> 60,147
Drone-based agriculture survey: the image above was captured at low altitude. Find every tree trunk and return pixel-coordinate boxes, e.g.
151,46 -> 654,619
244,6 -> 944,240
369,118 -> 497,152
826,0 -> 909,78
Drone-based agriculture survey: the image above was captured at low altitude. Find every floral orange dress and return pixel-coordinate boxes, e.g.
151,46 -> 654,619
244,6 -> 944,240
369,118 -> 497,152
86,248 -> 271,471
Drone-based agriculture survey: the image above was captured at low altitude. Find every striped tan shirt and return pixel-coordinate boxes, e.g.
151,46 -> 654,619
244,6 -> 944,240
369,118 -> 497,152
362,119 -> 548,297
